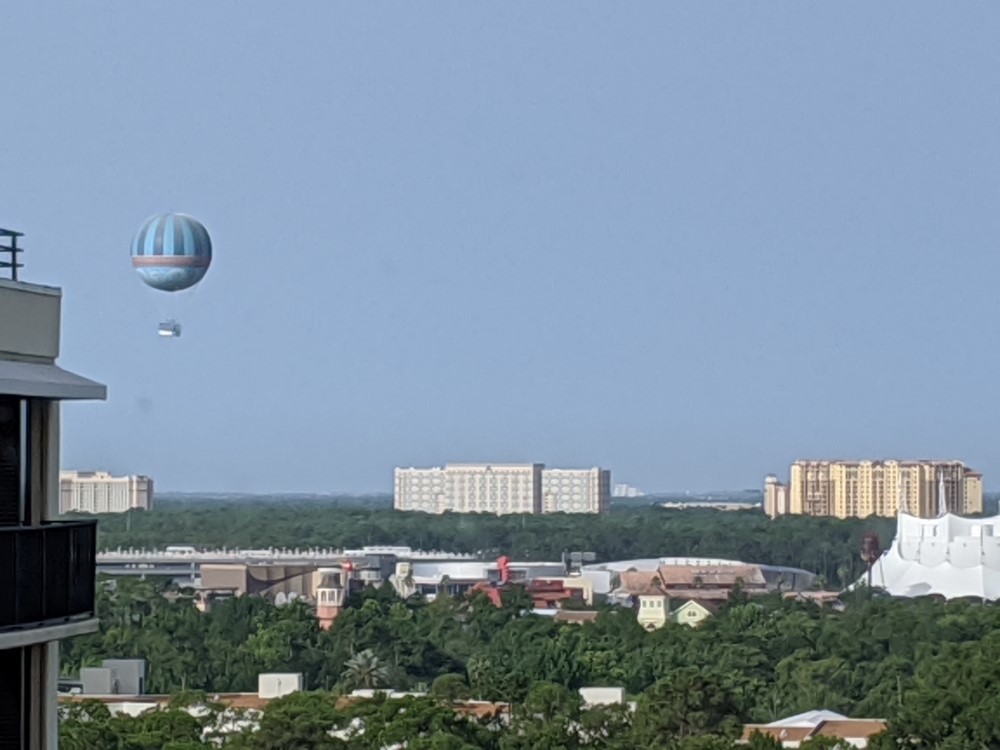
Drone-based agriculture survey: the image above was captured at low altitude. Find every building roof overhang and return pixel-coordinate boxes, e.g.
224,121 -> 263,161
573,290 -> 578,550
0,359 -> 106,400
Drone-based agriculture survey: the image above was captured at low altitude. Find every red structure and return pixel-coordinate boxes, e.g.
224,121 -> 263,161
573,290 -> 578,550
467,557 -> 583,610
524,579 -> 583,608
470,582 -> 504,607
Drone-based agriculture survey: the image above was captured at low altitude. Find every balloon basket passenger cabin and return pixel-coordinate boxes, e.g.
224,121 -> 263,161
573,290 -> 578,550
157,320 -> 182,338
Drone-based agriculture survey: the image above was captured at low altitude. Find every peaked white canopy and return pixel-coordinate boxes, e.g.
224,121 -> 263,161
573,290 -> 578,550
863,512 -> 1000,600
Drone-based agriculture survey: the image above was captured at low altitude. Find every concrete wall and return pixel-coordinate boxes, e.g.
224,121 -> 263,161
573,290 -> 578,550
258,673 -> 303,698
0,281 -> 60,361
202,563 -> 318,600
579,687 -> 626,706
102,660 -> 146,695
201,564 -> 249,595
559,577 -> 595,605
80,667 -> 115,694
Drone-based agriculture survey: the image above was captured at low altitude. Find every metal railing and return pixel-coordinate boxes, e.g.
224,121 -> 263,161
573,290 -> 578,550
0,520 -> 97,631
97,547 -> 478,563
0,228 -> 24,281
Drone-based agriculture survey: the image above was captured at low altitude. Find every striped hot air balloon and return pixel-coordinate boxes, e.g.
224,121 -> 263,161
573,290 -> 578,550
130,213 -> 212,292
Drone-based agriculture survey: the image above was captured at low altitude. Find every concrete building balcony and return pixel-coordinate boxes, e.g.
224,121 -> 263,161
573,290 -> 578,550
0,520 -> 97,645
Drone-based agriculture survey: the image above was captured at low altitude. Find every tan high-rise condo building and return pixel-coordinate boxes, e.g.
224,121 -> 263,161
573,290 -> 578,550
763,475 -> 790,517
764,460 -> 983,519
60,471 -> 154,514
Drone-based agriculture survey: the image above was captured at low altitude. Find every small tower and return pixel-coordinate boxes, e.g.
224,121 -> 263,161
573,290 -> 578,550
391,561 -> 416,599
860,532 -> 882,588
315,563 -> 351,630
636,592 -> 670,630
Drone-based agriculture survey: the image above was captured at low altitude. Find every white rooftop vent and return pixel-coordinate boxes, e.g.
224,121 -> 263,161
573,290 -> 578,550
258,673 -> 303,699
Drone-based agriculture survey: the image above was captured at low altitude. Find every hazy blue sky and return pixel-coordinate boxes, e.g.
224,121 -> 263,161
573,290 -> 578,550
3,3 -> 999,493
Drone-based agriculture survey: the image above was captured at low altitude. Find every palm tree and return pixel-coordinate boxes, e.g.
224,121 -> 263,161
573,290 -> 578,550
341,649 -> 390,690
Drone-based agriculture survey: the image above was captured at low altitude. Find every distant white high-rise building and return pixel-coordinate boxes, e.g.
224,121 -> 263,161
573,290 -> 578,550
60,471 -> 154,514
394,463 -> 613,514
394,464 -> 543,514
613,483 -> 645,498
542,468 -> 610,514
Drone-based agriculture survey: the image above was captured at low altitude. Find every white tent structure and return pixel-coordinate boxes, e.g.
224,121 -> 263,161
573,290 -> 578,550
862,512 -> 1000,600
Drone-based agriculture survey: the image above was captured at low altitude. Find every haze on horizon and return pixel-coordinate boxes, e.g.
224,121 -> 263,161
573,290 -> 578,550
3,3 -> 999,494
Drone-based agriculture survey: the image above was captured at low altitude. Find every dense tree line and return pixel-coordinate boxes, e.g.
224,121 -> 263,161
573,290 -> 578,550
84,501 -> 897,587
62,689 -> 791,750
64,576 -> 1000,747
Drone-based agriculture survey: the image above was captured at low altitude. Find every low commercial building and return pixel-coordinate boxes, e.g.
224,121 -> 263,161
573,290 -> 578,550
196,556 -> 394,628
740,710 -> 886,747
581,557 -> 817,606
60,470 -> 154,514
388,559 -> 571,600
199,563 -> 319,601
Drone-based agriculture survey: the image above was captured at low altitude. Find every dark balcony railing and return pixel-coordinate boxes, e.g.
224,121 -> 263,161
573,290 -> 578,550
0,520 -> 97,632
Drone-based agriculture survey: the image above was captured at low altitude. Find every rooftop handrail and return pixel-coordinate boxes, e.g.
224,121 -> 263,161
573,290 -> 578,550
0,227 -> 25,281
